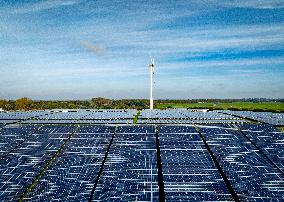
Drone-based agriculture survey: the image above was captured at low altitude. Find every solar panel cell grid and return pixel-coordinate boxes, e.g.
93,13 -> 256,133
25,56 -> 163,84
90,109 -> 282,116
139,109 -> 246,124
93,125 -> 159,201
223,111 -> 284,125
26,125 -> 114,201
0,111 -> 49,120
238,124 -> 284,173
159,126 -> 234,201
199,127 -> 284,201
0,109 -> 283,202
0,125 -> 38,157
0,125 -> 74,201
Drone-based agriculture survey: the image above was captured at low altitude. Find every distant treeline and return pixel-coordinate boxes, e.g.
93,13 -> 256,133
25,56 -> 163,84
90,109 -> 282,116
0,97 -> 283,111
0,97 -> 149,111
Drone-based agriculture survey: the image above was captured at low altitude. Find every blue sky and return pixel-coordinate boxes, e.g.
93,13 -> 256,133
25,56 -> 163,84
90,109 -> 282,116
0,0 -> 284,100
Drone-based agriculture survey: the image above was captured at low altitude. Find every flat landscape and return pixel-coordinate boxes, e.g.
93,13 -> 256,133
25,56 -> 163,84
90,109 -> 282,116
157,102 -> 284,112
1,0 -> 284,201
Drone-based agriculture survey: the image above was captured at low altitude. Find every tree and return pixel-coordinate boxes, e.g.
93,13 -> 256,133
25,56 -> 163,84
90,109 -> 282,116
15,97 -> 33,110
0,99 -> 8,110
91,97 -> 112,108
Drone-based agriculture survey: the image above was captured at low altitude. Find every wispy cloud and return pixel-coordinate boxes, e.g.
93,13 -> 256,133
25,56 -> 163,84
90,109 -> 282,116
12,0 -> 81,14
165,56 -> 284,69
102,24 -> 284,60
80,41 -> 105,55
216,0 -> 284,9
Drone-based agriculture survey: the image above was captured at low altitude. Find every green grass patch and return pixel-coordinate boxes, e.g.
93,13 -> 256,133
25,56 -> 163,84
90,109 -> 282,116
157,102 -> 284,113
133,110 -> 141,124
277,127 -> 284,132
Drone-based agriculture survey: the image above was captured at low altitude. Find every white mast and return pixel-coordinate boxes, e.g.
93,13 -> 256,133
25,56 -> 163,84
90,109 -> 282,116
149,58 -> 154,110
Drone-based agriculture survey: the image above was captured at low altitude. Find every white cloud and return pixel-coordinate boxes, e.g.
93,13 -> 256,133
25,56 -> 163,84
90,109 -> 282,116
160,57 -> 284,71
12,0 -> 81,14
99,24 -> 284,60
216,0 -> 284,9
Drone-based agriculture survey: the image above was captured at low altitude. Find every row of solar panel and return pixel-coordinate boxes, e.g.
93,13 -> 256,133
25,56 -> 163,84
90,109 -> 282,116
0,124 -> 283,201
21,119 -> 134,124
139,109 -> 239,119
0,110 -> 137,121
200,126 -> 284,201
158,126 -> 233,201
138,119 -> 248,124
1,109 -> 284,125
223,110 -> 284,125
0,125 -> 158,201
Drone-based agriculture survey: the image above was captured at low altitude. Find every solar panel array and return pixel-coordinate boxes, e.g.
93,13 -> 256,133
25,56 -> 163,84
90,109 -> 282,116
26,125 -> 114,201
0,110 -> 136,125
0,110 -> 284,201
200,126 -> 284,201
2,109 -> 284,125
94,126 -> 159,201
0,125 -> 38,158
223,110 -> 284,125
0,111 -> 50,124
0,111 -> 49,120
237,124 -> 284,173
0,125 -> 75,200
138,109 -> 247,124
22,110 -> 91,124
158,126 -> 233,201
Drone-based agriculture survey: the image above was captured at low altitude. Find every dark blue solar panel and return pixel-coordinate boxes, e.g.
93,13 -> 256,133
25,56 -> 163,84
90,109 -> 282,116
93,125 -> 159,201
159,126 -> 234,201
0,122 -> 283,201
238,123 -> 279,132
26,125 -> 114,201
238,124 -> 284,173
200,127 -> 284,201
223,111 -> 284,125
0,125 -> 38,158
0,125 -> 74,200
203,123 -> 233,128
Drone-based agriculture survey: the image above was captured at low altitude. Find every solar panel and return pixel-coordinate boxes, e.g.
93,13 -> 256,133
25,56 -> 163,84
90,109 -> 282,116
238,124 -> 284,173
93,125 -> 159,201
26,125 -> 114,201
22,110 -> 136,124
223,111 -> 284,125
0,125 -> 38,158
139,109 -> 246,124
0,111 -> 49,120
0,125 -> 75,200
0,109 -> 283,201
199,126 -> 284,201
158,126 -> 234,201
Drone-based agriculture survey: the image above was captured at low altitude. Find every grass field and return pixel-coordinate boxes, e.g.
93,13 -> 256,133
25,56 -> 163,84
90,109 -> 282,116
278,127 -> 284,132
157,102 -> 284,112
